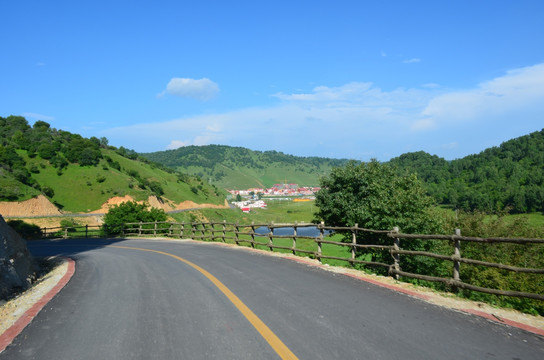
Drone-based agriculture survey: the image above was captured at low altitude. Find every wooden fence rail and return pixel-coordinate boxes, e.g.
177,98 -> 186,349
40,221 -> 544,301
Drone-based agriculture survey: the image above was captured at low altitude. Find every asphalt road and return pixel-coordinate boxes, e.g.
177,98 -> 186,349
2,238 -> 543,359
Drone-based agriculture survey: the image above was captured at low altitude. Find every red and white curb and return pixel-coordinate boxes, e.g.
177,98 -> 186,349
0,258 -> 75,353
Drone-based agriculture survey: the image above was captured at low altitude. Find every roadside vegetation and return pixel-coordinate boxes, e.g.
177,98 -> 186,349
103,201 -> 167,235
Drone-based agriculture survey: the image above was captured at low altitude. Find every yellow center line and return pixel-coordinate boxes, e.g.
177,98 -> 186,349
110,245 -> 298,360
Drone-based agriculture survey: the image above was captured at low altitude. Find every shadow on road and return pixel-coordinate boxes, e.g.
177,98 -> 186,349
26,237 -> 130,259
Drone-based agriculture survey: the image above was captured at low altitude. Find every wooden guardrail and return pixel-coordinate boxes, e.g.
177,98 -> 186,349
40,224 -> 103,239
41,221 -> 544,301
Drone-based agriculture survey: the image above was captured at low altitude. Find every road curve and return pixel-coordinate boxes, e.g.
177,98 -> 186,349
2,238 -> 543,359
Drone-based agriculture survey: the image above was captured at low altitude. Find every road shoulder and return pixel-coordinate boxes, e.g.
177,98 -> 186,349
0,257 -> 75,353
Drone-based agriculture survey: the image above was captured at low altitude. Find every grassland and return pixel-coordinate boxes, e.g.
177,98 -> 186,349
12,149 -> 225,213
141,145 -> 349,189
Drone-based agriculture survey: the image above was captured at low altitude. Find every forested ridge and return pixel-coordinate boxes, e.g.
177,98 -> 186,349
389,129 -> 544,213
0,115 -> 224,211
142,144 -> 351,189
144,130 -> 544,214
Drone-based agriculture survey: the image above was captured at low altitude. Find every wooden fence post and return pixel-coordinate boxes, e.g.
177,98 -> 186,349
191,222 -> 196,239
268,222 -> 274,251
392,226 -> 400,280
222,220 -> 227,243
234,222 -> 240,246
85,224 -> 88,238
169,223 -> 173,237
179,223 -> 184,239
453,228 -> 461,291
351,224 -> 357,265
250,222 -> 255,248
153,222 -> 157,237
138,222 -> 142,236
292,221 -> 298,255
201,222 -> 206,240
64,227 -> 68,239
316,221 -> 324,263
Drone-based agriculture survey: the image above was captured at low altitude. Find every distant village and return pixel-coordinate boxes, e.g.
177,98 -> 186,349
228,183 -> 320,212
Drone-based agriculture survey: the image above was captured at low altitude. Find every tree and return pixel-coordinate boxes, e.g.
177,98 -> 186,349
314,160 -> 443,274
148,181 -> 164,197
99,137 -> 109,148
103,201 -> 167,235
315,160 -> 437,231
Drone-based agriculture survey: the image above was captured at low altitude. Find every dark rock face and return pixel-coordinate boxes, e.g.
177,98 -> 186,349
0,215 -> 36,301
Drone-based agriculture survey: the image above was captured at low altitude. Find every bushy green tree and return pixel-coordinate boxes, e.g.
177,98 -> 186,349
148,181 -> 164,197
314,160 -> 444,275
315,160 -> 438,232
103,201 -> 167,235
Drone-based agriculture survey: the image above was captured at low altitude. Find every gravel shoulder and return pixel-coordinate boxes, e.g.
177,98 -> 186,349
0,258 -> 69,335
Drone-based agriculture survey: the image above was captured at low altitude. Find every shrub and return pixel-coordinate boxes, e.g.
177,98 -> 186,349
103,201 -> 167,235
42,186 -> 55,198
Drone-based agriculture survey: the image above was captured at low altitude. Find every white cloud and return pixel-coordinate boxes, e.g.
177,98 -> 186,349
159,77 -> 219,101
441,142 -> 458,149
22,112 -> 55,121
411,118 -> 436,131
206,123 -> 222,132
403,58 -> 421,64
420,63 -> 544,128
422,83 -> 441,89
104,63 -> 544,161
166,140 -> 190,150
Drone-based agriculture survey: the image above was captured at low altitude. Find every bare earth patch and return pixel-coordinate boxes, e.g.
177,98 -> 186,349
0,195 -> 62,217
1,195 -> 228,223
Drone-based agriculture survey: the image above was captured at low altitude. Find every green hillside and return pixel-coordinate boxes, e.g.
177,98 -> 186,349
143,130 -> 544,214
141,145 -> 351,189
388,129 -> 544,213
0,115 -> 225,213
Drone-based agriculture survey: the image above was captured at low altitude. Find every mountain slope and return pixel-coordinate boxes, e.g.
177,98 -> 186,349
0,115 -> 225,213
389,129 -> 544,213
141,145 -> 351,189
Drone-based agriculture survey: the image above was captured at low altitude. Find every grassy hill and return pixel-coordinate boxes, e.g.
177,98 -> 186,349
141,145 -> 351,189
0,115 -> 225,213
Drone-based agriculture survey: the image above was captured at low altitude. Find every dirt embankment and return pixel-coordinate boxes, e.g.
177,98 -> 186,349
0,195 -> 62,218
0,195 -> 229,222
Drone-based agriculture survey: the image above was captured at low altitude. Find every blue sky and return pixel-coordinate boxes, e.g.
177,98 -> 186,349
2,0 -> 543,161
